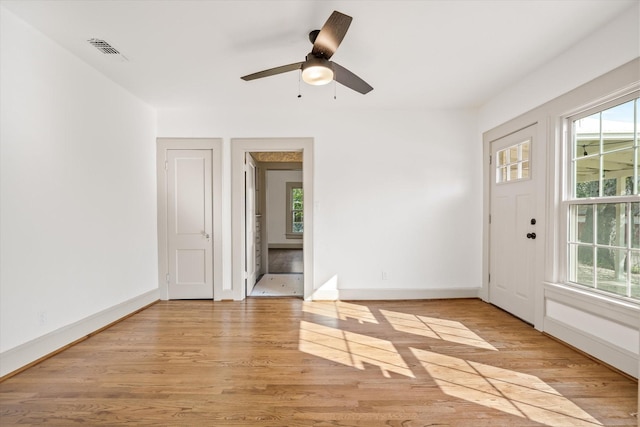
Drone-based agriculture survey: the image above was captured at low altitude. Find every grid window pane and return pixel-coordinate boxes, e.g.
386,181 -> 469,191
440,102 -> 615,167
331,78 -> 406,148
574,157 -> 599,198
509,146 -> 518,162
521,162 -> 530,179
574,112 -> 600,159
571,244 -> 594,287
596,203 -> 625,246
497,166 -> 506,183
509,164 -> 518,181
570,204 -> 593,244
498,150 -> 506,165
601,100 -> 635,152
596,248 -> 627,297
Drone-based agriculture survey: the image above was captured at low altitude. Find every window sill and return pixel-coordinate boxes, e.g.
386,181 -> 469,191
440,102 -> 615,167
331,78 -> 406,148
285,233 -> 303,239
543,281 -> 639,322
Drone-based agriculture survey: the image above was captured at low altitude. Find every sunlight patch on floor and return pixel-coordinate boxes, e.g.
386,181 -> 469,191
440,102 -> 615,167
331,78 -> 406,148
302,301 -> 379,324
379,309 -> 498,351
411,348 -> 602,427
298,320 -> 414,378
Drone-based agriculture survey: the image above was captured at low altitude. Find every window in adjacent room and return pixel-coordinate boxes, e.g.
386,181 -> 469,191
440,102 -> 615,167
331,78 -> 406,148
565,94 -> 639,301
286,182 -> 303,239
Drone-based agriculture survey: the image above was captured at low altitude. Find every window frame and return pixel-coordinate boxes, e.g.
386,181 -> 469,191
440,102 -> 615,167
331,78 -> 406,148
561,91 -> 640,303
285,181 -> 303,239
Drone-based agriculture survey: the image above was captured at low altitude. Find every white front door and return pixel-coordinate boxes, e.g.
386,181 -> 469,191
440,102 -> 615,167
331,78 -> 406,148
166,149 -> 213,299
245,153 -> 257,295
489,125 -> 538,324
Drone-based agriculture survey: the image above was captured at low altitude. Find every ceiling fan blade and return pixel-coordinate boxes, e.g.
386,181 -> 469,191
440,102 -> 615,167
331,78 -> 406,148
241,62 -> 303,81
332,62 -> 373,94
311,11 -> 352,60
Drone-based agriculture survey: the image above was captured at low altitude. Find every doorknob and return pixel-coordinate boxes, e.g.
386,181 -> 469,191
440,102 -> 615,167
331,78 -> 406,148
202,231 -> 210,240
526,232 -> 536,239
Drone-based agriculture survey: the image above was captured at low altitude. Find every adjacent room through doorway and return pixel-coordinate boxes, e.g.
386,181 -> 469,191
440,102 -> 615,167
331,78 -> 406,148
246,151 -> 304,297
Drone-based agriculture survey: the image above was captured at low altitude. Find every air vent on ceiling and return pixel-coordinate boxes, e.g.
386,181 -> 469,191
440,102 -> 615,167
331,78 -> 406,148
88,38 -> 120,54
87,38 -> 128,61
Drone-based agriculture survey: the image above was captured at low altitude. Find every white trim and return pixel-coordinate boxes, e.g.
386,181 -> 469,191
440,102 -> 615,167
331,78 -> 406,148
544,282 -> 639,377
156,138 -> 224,300
0,289 -> 159,377
231,138 -> 314,301
543,318 -> 637,378
312,287 -> 480,301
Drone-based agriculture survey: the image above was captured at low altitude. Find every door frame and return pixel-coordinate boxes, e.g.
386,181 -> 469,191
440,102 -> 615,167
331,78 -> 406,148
483,121 -> 546,330
231,138 -> 314,301
156,138 -> 223,300
245,152 -> 257,295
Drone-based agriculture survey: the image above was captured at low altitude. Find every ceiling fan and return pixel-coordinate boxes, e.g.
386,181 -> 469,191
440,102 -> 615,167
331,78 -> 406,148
241,11 -> 373,95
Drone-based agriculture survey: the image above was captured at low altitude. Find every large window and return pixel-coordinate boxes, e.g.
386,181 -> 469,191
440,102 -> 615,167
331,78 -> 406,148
566,94 -> 639,301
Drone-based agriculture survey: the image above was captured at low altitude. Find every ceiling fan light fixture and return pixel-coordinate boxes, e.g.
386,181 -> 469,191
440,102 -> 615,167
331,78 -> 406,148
301,57 -> 334,85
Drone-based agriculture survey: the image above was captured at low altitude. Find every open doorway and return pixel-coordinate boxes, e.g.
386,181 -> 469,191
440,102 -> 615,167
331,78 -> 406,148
231,138 -> 313,301
248,152 -> 303,297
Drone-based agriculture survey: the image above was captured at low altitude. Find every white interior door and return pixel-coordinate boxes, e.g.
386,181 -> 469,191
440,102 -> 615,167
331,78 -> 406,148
167,149 -> 213,299
245,153 -> 257,295
489,125 -> 538,324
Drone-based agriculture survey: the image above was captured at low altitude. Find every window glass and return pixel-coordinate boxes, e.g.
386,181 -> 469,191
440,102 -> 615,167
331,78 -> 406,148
601,100 -> 635,152
292,187 -> 303,233
495,139 -> 531,183
569,244 -> 594,287
570,204 -> 593,244
574,112 -> 600,159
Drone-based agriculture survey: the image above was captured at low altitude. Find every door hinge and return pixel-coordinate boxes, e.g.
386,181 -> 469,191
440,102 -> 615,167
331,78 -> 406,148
488,273 -> 491,283
489,214 -> 491,224
489,154 -> 492,165
164,161 -> 168,171
165,273 -> 170,283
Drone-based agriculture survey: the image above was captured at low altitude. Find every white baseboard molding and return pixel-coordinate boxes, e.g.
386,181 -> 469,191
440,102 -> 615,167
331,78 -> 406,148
544,316 -> 638,378
0,289 -> 159,378
311,287 -> 480,301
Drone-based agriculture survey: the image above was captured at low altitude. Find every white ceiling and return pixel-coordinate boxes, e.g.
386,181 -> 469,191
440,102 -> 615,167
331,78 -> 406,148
2,0 -> 636,110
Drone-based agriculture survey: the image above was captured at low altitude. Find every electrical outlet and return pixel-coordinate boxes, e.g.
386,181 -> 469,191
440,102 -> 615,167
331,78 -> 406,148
382,271 -> 388,280
38,311 -> 47,326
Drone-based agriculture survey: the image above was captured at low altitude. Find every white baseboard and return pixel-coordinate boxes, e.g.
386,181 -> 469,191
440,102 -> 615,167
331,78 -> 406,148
542,283 -> 639,378
0,289 -> 159,378
311,287 -> 480,301
544,317 -> 638,378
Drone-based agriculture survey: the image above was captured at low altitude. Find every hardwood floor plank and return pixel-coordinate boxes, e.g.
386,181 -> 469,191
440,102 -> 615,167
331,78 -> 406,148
0,299 -> 637,426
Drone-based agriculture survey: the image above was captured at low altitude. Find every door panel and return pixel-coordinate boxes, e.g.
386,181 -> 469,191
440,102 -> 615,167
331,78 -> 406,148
489,125 -> 537,323
167,149 -> 213,299
245,153 -> 257,295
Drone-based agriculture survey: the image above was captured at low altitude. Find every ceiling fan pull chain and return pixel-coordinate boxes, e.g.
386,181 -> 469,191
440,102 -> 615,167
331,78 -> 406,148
297,70 -> 302,98
334,78 -> 337,100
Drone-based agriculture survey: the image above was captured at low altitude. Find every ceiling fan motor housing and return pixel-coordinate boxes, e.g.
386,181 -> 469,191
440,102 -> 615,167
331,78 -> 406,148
301,54 -> 334,85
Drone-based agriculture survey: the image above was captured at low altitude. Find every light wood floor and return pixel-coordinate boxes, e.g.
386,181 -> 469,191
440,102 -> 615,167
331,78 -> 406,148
1,299 -> 637,426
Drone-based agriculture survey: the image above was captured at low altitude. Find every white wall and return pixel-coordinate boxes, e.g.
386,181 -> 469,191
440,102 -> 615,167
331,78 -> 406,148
266,170 -> 303,246
479,2 -> 640,132
158,107 -> 482,297
0,8 -> 158,375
